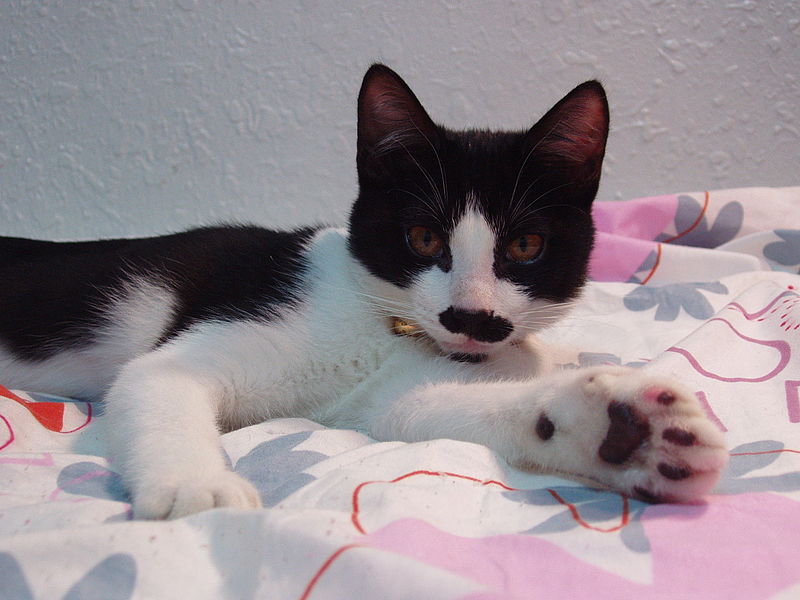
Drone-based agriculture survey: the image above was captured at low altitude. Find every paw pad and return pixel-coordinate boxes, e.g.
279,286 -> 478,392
657,462 -> 692,481
662,427 -> 696,446
598,402 -> 650,464
656,391 -> 676,405
536,414 -> 555,441
643,386 -> 676,405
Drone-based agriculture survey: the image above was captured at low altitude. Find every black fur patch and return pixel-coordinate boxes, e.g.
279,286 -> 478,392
0,226 -> 317,361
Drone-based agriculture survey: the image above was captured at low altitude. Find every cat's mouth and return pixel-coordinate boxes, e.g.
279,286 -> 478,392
389,316 -> 507,362
438,338 -> 495,355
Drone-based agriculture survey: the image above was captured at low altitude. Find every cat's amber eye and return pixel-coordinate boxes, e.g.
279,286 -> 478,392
407,226 -> 444,258
506,234 -> 544,263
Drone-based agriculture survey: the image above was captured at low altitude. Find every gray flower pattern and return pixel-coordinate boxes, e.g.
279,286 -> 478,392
561,352 -> 648,370
656,194 -> 743,248
0,552 -> 137,600
624,281 -> 728,321
235,431 -> 327,507
764,230 -> 800,271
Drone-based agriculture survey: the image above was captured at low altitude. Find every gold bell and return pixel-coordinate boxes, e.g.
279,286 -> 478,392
390,316 -> 423,337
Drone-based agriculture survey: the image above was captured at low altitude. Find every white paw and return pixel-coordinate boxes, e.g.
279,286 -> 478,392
132,471 -> 262,519
535,366 -> 728,503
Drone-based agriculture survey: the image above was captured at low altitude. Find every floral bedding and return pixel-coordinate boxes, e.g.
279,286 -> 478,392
1,186 -> 799,599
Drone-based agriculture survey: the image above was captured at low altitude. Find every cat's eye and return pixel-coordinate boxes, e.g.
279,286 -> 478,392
407,226 -> 444,258
506,234 -> 544,263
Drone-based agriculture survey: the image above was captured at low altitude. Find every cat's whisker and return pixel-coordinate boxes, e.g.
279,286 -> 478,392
508,176 -> 541,225
514,320 -> 564,329
396,139 -> 447,216
516,304 -> 576,318
411,181 -> 446,224
368,306 -> 419,320
545,315 -> 642,336
312,284 -> 422,324
399,185 -> 446,226
516,313 -> 574,324
409,117 -> 448,213
508,182 -> 580,231
523,182 -> 572,208
513,324 -> 562,333
322,286 -> 415,312
509,139 -> 543,214
508,114 -> 571,215
514,201 -> 592,225
516,313 -> 568,322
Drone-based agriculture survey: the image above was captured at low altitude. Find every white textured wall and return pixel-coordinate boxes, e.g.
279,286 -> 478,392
1,1 -> 798,240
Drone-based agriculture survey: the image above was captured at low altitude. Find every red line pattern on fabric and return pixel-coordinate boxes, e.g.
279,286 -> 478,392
661,190 -> 710,243
298,544 -> 364,600
351,470 -> 515,534
547,489 -> 631,533
640,243 -> 662,285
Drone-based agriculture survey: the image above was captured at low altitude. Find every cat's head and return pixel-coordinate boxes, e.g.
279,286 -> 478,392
348,64 -> 608,360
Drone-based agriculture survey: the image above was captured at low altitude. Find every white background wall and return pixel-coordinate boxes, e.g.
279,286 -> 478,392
1,1 -> 798,240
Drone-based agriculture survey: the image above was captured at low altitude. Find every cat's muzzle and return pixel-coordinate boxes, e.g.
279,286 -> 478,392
390,315 -> 491,364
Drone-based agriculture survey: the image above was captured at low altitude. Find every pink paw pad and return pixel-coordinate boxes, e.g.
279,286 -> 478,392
642,386 -> 676,406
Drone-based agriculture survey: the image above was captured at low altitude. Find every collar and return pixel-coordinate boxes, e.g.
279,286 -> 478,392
389,316 -> 487,363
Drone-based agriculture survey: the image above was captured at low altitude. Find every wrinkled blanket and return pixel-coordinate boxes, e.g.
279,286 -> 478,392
1,186 -> 799,599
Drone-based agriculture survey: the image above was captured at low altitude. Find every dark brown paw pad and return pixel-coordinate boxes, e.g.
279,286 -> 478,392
662,427 -> 696,446
535,414 -> 555,441
658,462 -> 692,481
599,401 -> 651,464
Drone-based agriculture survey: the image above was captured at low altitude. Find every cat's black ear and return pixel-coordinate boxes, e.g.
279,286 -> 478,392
526,81 -> 609,195
357,64 -> 438,157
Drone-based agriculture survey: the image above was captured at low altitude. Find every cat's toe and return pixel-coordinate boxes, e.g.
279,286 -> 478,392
132,484 -> 181,520
133,472 -> 262,519
646,414 -> 728,502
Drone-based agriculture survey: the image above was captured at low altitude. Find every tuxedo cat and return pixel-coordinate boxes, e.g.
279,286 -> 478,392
0,65 -> 727,518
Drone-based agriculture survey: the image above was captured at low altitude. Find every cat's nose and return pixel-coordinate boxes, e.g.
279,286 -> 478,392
438,307 -> 513,342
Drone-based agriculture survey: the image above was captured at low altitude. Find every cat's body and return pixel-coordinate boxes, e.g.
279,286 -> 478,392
0,65 -> 727,518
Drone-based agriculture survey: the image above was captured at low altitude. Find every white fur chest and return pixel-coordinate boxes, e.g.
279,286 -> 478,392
214,228 -> 423,426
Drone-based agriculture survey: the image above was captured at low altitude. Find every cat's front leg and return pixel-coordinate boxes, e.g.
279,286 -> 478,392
103,350 -> 261,519
368,365 -> 728,502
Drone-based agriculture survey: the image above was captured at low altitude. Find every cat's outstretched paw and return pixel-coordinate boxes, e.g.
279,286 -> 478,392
537,366 -> 728,503
132,471 -> 262,519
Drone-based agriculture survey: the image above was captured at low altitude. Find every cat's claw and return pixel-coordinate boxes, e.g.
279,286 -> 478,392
132,471 -> 262,520
537,366 -> 728,503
